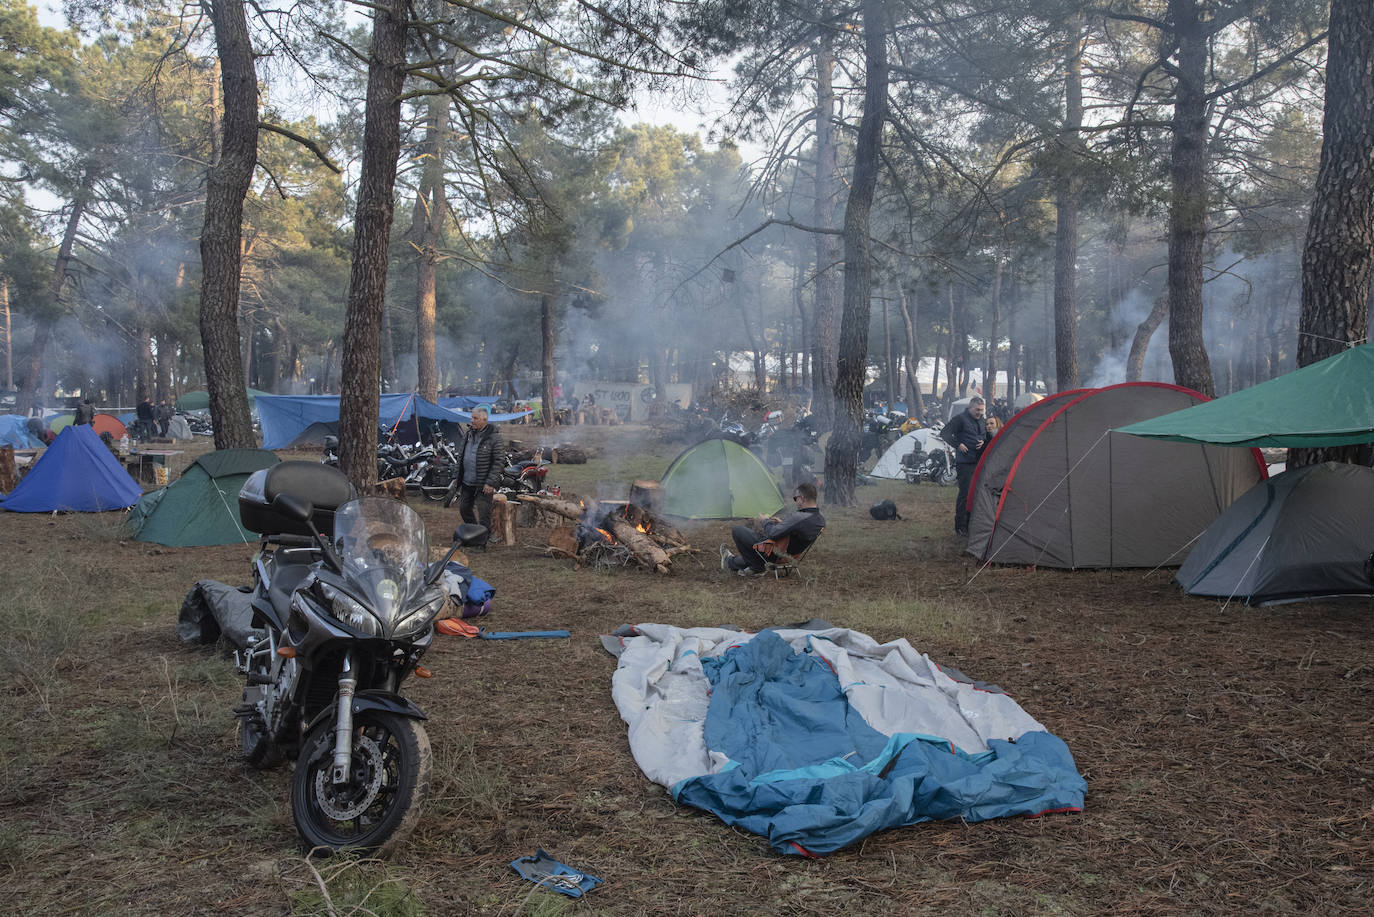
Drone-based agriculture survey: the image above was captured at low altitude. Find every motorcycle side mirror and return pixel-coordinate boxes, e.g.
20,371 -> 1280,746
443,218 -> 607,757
454,524 -> 487,546
425,524 -> 490,586
272,493 -> 314,523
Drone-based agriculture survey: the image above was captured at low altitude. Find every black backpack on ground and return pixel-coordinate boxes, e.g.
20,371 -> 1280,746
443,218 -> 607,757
869,499 -> 901,520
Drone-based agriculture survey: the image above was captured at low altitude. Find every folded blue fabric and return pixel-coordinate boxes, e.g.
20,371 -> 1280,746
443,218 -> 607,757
509,849 -> 602,898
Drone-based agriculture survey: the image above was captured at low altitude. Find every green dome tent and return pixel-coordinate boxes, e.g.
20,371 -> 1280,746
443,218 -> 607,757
126,449 -> 280,546
659,437 -> 785,519
175,388 -> 269,413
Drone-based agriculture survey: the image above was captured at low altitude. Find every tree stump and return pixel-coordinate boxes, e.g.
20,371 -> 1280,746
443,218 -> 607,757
629,480 -> 663,515
0,446 -> 14,494
491,493 -> 518,546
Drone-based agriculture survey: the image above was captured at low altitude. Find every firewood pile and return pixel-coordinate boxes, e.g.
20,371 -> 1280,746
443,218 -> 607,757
517,493 -> 696,574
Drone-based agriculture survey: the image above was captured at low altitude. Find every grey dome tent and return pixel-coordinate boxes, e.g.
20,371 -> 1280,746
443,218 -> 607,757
966,383 -> 1267,569
1176,462 -> 1374,604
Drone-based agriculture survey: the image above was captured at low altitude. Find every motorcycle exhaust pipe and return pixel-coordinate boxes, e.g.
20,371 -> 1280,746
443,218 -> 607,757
331,653 -> 357,784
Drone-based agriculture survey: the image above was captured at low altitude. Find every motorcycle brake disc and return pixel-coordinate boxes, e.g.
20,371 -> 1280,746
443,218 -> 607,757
313,735 -> 386,821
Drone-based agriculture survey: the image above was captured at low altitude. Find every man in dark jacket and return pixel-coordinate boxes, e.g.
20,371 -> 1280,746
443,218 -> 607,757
720,481 -> 825,575
74,399 -> 96,425
943,396 -> 986,537
454,407 -> 504,547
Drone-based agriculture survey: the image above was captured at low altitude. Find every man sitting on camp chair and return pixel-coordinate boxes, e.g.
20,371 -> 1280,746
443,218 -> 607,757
720,482 -> 825,577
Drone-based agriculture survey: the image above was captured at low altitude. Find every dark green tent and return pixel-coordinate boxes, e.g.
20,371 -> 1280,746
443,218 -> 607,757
1116,344 -> 1374,448
175,388 -> 270,413
659,438 -> 785,519
127,449 -> 280,546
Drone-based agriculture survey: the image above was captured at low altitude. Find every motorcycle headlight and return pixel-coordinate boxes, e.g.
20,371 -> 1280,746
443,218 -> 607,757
394,586 -> 448,640
318,581 -> 382,636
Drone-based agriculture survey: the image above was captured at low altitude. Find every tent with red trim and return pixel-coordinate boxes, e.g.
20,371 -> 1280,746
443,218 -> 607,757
965,383 -> 1267,569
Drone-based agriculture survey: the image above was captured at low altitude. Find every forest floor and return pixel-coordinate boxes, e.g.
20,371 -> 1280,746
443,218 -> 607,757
1,424 -> 1371,916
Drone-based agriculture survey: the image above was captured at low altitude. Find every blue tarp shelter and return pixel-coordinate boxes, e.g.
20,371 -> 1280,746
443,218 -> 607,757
1,424 -> 142,512
256,393 -> 531,449
0,415 -> 43,448
437,395 -> 495,411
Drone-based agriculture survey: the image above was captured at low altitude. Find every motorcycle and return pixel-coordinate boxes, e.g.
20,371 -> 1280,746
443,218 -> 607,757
234,461 -> 487,855
441,450 -> 551,507
901,445 -> 959,486
416,431 -> 461,502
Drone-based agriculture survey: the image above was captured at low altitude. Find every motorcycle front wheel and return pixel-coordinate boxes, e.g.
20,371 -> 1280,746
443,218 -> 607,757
291,710 -> 432,857
938,465 -> 958,486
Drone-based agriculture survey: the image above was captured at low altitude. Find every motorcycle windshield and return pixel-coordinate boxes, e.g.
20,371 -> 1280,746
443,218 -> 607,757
331,498 -> 429,627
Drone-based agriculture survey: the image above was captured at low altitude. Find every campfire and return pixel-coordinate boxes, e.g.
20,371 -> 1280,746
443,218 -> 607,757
518,494 -> 695,574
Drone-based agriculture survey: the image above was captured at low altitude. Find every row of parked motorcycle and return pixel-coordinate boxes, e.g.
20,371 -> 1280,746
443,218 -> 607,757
323,426 -> 554,503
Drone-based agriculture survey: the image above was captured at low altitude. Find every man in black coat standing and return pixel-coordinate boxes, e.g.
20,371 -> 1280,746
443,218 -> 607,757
943,396 -> 987,537
453,407 -> 504,548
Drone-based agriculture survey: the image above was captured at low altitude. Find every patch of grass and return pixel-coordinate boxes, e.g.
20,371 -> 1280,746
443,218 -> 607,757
0,563 -> 84,710
427,731 -> 513,823
287,854 -> 427,917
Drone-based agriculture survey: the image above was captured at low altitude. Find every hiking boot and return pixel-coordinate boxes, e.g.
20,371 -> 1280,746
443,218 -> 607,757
737,566 -> 765,577
719,544 -> 735,571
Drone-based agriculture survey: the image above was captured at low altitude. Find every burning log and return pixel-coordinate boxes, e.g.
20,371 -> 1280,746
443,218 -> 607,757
606,516 -> 671,573
521,493 -> 694,574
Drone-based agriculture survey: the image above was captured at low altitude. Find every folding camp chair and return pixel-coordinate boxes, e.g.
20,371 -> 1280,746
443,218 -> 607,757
752,528 -> 823,580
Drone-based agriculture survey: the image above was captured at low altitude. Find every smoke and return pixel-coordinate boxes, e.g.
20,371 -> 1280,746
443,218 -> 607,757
1086,289 -> 1157,388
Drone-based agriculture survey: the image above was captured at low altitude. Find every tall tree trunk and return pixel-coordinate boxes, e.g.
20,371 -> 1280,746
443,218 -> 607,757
411,92 -> 449,402
1053,18 -> 1084,392
135,322 -> 154,402
897,283 -> 923,416
1127,296 -> 1168,381
339,0 -> 408,492
199,0 -> 257,449
824,0 -> 887,505
882,288 -> 895,405
1291,0 -> 1374,468
1,277 -> 12,391
810,25 -> 840,430
1164,0 -> 1215,396
18,179 -> 89,415
984,248 -> 1003,402
541,291 -> 556,428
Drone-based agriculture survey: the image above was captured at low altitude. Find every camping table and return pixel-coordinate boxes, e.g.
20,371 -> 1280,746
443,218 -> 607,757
125,450 -> 183,486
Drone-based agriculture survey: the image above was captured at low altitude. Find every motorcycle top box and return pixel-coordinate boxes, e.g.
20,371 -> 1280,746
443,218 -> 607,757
239,461 -> 356,537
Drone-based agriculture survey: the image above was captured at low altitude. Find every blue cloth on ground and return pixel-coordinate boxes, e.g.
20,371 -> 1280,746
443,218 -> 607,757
509,849 -> 602,898
670,630 -> 1086,856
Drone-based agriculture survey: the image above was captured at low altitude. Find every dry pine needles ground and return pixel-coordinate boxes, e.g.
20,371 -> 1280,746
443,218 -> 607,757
0,427 -> 1370,915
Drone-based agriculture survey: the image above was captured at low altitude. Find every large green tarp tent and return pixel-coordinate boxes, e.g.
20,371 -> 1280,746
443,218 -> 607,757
126,449 -> 280,546
1115,343 -> 1374,447
660,438 -> 785,519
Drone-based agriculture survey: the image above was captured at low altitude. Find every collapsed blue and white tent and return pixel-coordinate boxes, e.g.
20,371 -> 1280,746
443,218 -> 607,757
257,393 -> 531,449
610,624 -> 1085,856
0,414 -> 44,449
